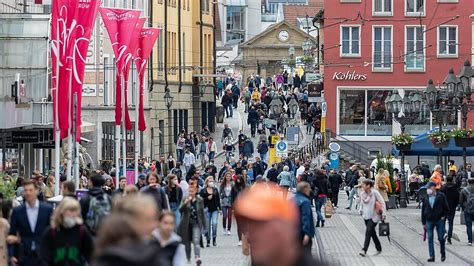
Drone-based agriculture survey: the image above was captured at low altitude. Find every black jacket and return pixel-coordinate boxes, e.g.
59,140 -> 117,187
95,241 -> 169,266
200,187 -> 221,212
248,109 -> 259,124
440,182 -> 459,213
80,187 -> 110,225
421,192 -> 449,225
314,177 -> 329,196
221,94 -> 232,106
40,225 -> 94,266
253,161 -> 267,177
267,168 -> 279,183
328,173 -> 343,189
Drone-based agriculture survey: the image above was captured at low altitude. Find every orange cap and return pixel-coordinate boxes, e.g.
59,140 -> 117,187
234,183 -> 298,225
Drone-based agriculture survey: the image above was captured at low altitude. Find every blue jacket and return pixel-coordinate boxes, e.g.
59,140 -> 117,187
278,171 -> 294,187
9,201 -> 53,265
295,192 -> 315,238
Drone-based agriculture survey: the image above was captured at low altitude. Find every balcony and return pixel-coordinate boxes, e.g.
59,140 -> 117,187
0,100 -> 53,129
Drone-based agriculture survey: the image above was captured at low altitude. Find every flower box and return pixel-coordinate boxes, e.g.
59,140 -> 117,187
454,137 -> 474,148
396,144 -> 411,151
433,142 -> 449,149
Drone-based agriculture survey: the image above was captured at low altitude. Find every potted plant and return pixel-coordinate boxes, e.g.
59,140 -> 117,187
392,134 -> 413,151
302,56 -> 314,64
375,155 -> 397,209
451,128 -> 474,147
428,131 -> 451,148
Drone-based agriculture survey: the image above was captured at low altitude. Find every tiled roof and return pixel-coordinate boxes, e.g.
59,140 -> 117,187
282,0 -> 324,27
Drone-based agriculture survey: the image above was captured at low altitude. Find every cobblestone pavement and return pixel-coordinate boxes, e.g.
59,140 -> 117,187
317,192 -> 474,265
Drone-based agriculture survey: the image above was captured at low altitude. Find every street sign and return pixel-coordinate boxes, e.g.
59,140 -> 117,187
12,131 -> 39,143
321,102 -> 327,118
329,152 -> 340,170
276,140 -> 288,157
286,126 -> 299,145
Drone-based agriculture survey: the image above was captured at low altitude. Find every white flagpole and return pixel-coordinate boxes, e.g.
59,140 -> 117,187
73,92 -> 80,189
121,72 -> 127,184
66,66 -> 73,182
134,66 -> 139,184
54,19 -> 60,196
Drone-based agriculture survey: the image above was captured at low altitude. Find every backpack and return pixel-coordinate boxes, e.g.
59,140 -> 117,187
464,188 -> 474,215
85,193 -> 111,234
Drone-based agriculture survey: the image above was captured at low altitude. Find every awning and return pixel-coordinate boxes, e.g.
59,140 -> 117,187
81,121 -> 96,133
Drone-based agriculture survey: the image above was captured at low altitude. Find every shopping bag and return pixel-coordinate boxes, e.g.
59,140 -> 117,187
324,200 -> 334,218
379,221 -> 390,244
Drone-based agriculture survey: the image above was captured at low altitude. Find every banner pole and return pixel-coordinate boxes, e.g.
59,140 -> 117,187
54,19 -> 60,196
66,66 -> 73,181
134,69 -> 139,184
121,73 -> 127,184
73,92 -> 80,189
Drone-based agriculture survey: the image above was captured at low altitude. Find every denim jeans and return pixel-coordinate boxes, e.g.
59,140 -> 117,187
208,151 -> 215,161
185,223 -> 201,260
176,149 -> 184,163
426,219 -> 446,258
199,152 -> 207,166
347,188 -> 358,209
260,153 -> 267,163
205,210 -> 219,241
465,212 -> 474,243
170,202 -> 181,228
222,206 -> 232,231
315,196 -> 327,222
363,219 -> 381,252
225,105 -> 233,117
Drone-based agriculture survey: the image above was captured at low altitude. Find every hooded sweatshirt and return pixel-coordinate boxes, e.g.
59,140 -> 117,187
152,230 -> 186,266
440,182 -> 459,213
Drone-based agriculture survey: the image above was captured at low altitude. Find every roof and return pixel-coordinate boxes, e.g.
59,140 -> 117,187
239,20 -> 316,47
282,0 -> 324,27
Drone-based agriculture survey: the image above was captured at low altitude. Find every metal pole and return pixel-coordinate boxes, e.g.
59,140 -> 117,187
73,93 -> 80,189
66,69 -> 73,181
399,121 -> 407,208
54,21 -> 60,196
121,74 -> 126,184
134,71 -> 139,184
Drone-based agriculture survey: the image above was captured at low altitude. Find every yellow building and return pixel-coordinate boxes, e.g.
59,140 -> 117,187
150,0 -> 215,157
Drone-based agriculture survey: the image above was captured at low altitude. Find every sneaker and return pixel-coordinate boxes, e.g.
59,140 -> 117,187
447,238 -> 452,245
375,250 -> 382,256
345,207 -> 351,210
359,250 -> 366,257
321,220 -> 325,227
227,230 -> 231,235
468,242 -> 472,246
441,256 -> 446,262
196,258 -> 202,266
427,257 -> 435,262
238,241 -> 242,246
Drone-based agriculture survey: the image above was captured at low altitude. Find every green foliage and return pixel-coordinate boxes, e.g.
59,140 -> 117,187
0,175 -> 17,200
428,130 -> 451,144
391,134 -> 413,146
450,128 -> 473,138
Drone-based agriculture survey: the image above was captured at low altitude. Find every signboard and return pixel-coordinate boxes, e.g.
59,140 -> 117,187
276,140 -> 288,157
329,152 -> 339,170
12,131 -> 39,143
82,84 -> 98,97
320,102 -> 327,132
332,71 -> 367,81
33,142 -> 56,149
286,126 -> 300,145
308,82 -> 323,102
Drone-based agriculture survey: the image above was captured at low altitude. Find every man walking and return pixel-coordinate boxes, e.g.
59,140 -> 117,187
221,90 -> 233,118
440,176 -> 459,244
9,180 -> 53,266
247,106 -> 259,137
459,178 -> 474,245
422,182 -> 449,262
329,169 -> 343,208
294,182 -> 315,254
221,123 -> 234,143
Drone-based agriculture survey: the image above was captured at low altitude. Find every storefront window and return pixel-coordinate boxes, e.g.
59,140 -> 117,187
340,90 -> 365,136
404,90 -> 430,135
367,90 -> 392,136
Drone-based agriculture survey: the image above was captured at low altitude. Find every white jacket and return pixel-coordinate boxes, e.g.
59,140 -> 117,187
183,153 -> 195,166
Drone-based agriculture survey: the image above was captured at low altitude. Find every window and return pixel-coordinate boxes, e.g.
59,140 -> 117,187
373,0 -> 392,15
405,26 -> 424,71
339,90 -> 365,136
404,90 -> 430,135
373,26 -> 392,70
406,0 -> 424,15
201,0 -> 209,13
438,26 -> 457,57
102,122 -> 115,160
226,6 -> 245,43
341,26 -> 360,56
367,90 -> 392,136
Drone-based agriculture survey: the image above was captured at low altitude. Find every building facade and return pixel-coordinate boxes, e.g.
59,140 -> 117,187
323,0 -> 473,157
150,0 -> 215,158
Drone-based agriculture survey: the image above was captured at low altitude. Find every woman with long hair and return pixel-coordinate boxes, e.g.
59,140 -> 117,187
231,175 -> 247,246
165,174 -> 183,227
178,180 -> 205,265
199,176 -> 221,247
220,172 -> 234,235
375,168 -> 389,205
40,197 -> 94,266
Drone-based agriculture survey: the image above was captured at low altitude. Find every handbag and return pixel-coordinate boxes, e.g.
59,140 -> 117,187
379,221 -> 390,243
374,201 -> 383,215
324,200 -> 334,218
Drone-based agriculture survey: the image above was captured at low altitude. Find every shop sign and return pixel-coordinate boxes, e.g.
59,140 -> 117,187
308,82 -> 323,102
11,131 -> 39,143
332,71 -> 367,81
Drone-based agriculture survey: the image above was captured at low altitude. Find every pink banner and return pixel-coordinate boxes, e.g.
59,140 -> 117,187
99,7 -> 141,126
122,17 -> 145,130
66,0 -> 101,141
134,28 -> 160,131
51,0 -> 79,138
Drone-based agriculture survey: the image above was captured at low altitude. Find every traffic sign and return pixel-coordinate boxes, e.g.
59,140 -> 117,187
321,102 -> 327,118
276,140 -> 288,157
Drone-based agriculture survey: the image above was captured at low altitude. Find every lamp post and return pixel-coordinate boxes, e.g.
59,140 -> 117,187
424,60 -> 473,170
386,90 -> 422,208
164,90 -> 174,109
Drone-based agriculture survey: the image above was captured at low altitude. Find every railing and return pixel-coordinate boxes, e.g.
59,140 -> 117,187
0,2 -> 21,13
327,129 -> 372,166
291,133 -> 328,164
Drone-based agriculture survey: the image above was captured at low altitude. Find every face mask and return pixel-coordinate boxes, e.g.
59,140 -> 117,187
63,216 -> 77,228
427,188 -> 434,196
208,182 -> 214,187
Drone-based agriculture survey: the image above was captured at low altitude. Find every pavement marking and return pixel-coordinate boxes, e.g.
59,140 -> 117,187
339,214 -> 391,265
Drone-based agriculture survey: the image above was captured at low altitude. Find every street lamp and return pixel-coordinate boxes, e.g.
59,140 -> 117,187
269,96 -> 282,118
288,97 -> 299,119
302,39 -> 313,56
288,46 -> 295,57
386,89 -> 422,208
164,90 -> 174,109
